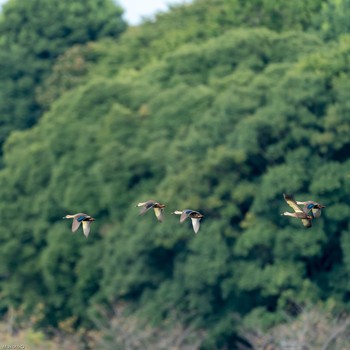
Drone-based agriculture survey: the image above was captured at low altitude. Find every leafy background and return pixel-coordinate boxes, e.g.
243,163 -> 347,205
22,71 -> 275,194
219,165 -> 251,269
0,0 -> 350,348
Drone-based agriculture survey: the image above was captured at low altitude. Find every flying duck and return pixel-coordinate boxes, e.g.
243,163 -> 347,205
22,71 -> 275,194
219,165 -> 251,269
296,199 -> 326,218
172,209 -> 204,234
281,194 -> 313,228
136,200 -> 165,222
62,213 -> 95,237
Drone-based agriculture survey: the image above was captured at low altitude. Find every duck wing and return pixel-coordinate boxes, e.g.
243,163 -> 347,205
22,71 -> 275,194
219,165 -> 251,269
180,211 -> 190,223
72,219 -> 82,232
153,207 -> 164,222
71,213 -> 89,232
191,218 -> 201,234
139,201 -> 156,215
283,194 -> 304,213
82,221 -> 92,237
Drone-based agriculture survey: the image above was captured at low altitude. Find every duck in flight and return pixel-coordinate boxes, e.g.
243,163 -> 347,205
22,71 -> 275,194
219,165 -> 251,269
62,213 -> 95,237
172,209 -> 204,234
136,200 -> 166,222
295,199 -> 326,218
281,194 -> 313,228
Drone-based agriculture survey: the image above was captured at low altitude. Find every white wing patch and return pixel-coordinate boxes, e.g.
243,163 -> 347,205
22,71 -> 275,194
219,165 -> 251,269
191,218 -> 200,234
153,208 -> 163,222
82,221 -> 91,237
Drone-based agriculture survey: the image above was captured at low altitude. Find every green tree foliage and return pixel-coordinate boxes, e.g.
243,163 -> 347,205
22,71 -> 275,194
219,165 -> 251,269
316,0 -> 350,40
0,0 -> 350,349
0,0 -> 126,148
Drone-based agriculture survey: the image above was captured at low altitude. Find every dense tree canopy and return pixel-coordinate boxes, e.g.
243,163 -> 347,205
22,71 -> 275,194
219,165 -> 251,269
0,0 -> 126,149
0,0 -> 349,348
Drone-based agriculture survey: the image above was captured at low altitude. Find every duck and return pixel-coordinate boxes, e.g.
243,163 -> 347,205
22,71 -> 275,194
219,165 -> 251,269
172,209 -> 204,234
136,200 -> 165,222
295,199 -> 326,219
281,194 -> 313,228
62,213 -> 95,238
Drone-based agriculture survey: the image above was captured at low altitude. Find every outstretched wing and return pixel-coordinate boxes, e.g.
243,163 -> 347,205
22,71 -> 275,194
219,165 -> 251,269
82,221 -> 91,237
72,213 -> 88,232
71,219 -> 81,232
283,194 -> 303,213
139,201 -> 156,215
153,207 -> 164,222
180,211 -> 189,223
191,218 -> 201,234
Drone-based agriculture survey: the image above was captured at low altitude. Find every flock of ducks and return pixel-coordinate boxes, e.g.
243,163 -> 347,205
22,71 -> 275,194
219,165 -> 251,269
62,194 -> 326,237
136,200 -> 204,234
